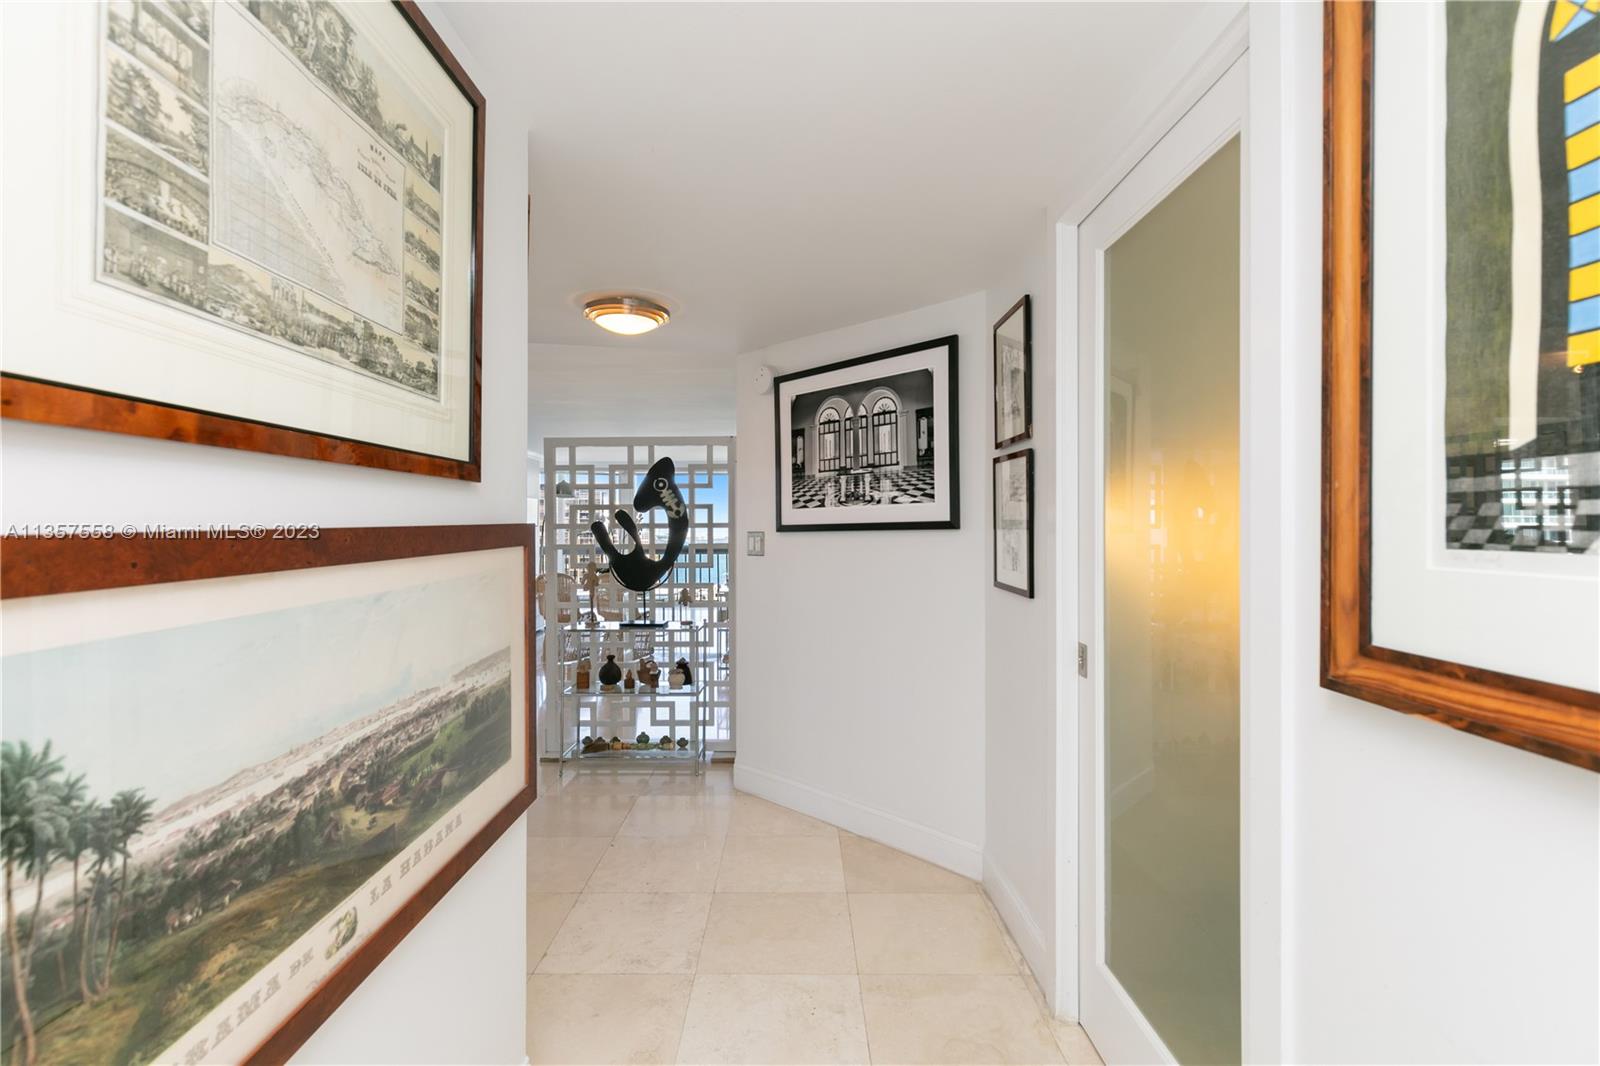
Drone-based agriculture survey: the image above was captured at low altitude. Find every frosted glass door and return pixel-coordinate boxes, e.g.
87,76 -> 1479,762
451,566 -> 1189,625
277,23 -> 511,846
1102,137 -> 1241,1064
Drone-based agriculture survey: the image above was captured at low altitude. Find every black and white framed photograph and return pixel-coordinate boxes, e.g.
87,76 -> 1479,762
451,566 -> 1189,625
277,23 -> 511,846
993,448 -> 1034,597
774,335 -> 960,531
993,294 -> 1031,448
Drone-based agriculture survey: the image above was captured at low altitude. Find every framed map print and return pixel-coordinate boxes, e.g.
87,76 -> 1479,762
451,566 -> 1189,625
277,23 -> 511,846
0,1 -> 484,479
0,525 -> 536,1064
774,336 -> 961,531
1323,0 -> 1599,769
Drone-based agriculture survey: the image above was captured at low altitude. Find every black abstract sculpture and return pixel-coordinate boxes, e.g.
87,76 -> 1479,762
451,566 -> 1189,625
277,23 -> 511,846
591,456 -> 688,591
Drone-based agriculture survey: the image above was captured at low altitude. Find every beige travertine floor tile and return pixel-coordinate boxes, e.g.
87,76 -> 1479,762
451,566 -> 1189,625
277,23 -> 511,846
648,768 -> 737,798
527,836 -> 611,892
726,794 -> 838,836
860,974 -> 1064,1064
526,892 -> 578,971
538,892 -> 712,975
1050,1022 -> 1105,1066
840,831 -> 977,893
980,890 -> 1031,974
586,835 -> 724,893
525,791 -> 637,836
553,769 -> 660,796
715,834 -> 845,893
675,974 -> 869,1065
697,893 -> 856,975
526,973 -> 692,1065
618,794 -> 733,837
1018,965 -> 1097,1063
849,893 -> 1016,974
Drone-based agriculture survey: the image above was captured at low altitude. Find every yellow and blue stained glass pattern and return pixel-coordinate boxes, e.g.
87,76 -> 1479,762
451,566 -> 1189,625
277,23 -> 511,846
1563,42 -> 1600,369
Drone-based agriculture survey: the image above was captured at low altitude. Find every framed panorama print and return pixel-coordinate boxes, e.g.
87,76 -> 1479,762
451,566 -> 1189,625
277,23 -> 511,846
993,448 -> 1035,597
774,335 -> 960,531
994,295 -> 1032,448
0,1 -> 484,480
0,525 -> 535,1064
1323,1 -> 1600,769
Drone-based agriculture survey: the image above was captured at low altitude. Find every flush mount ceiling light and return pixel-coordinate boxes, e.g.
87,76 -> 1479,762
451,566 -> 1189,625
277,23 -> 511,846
583,296 -> 670,336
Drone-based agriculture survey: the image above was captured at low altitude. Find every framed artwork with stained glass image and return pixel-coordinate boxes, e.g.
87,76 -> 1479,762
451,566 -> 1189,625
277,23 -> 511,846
1322,0 -> 1599,770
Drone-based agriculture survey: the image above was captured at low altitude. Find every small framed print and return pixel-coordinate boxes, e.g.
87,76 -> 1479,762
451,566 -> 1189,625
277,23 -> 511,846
1,1 -> 485,479
993,294 -> 1032,448
993,448 -> 1034,597
774,335 -> 960,531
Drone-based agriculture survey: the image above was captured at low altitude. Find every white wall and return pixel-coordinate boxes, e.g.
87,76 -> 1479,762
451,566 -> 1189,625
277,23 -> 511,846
0,2 -> 531,1061
1265,7 -> 1600,1063
980,222 -> 1061,999
733,294 -> 989,877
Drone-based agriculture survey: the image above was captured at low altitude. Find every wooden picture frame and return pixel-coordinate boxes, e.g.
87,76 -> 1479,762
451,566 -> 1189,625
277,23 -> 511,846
993,294 -> 1032,448
0,525 -> 537,1063
773,336 -> 961,532
0,2 -> 485,480
1321,0 -> 1599,771
993,448 -> 1034,598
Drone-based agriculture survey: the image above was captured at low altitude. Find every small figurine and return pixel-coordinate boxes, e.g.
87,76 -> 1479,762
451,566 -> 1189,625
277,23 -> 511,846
672,657 -> 693,687
624,669 -> 636,691
636,731 -> 651,747
638,658 -> 662,690
658,734 -> 673,749
610,736 -> 623,751
574,657 -> 592,690
599,653 -> 622,692
678,587 -> 693,607
668,663 -> 686,688
676,737 -> 689,750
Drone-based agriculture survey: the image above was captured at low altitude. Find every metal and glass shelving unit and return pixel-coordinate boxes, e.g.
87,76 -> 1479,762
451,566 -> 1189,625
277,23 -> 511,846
555,620 -> 710,776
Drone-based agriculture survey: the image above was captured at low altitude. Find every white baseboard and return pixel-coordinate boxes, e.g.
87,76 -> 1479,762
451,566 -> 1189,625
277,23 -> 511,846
732,763 -> 983,880
983,855 -> 1053,1002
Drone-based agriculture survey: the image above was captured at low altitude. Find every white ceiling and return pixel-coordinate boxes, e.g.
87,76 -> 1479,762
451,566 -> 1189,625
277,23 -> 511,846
442,2 -> 1228,446
525,342 -> 736,444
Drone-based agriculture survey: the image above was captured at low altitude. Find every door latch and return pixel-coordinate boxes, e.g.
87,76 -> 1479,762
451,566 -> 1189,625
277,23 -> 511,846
1077,642 -> 1088,678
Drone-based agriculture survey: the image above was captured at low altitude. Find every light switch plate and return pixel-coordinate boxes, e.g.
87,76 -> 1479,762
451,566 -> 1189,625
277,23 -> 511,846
746,531 -> 765,556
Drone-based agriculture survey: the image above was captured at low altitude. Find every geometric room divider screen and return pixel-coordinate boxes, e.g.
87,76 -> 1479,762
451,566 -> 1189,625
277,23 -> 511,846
540,437 -> 736,757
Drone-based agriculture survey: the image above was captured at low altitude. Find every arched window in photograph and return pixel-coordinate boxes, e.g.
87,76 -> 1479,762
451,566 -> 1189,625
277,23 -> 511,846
818,408 -> 842,472
852,404 -> 870,467
871,396 -> 899,466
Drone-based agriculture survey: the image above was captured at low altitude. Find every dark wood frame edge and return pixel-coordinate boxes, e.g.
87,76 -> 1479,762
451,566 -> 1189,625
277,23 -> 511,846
993,294 -> 1033,450
992,448 -> 1035,598
0,1 -> 485,483
1,524 -> 539,1062
771,335 -> 962,532
1320,0 -> 1599,772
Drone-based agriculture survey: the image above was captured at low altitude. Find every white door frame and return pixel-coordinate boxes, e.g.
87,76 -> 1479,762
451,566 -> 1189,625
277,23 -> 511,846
1051,5 -> 1294,1061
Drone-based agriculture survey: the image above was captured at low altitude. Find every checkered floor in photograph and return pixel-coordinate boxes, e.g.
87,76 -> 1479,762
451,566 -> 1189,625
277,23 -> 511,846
1445,449 -> 1600,554
790,465 -> 937,509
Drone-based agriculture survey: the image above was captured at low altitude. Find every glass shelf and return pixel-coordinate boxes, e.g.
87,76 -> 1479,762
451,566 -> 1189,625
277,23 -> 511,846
561,682 -> 708,699
568,744 -> 705,761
